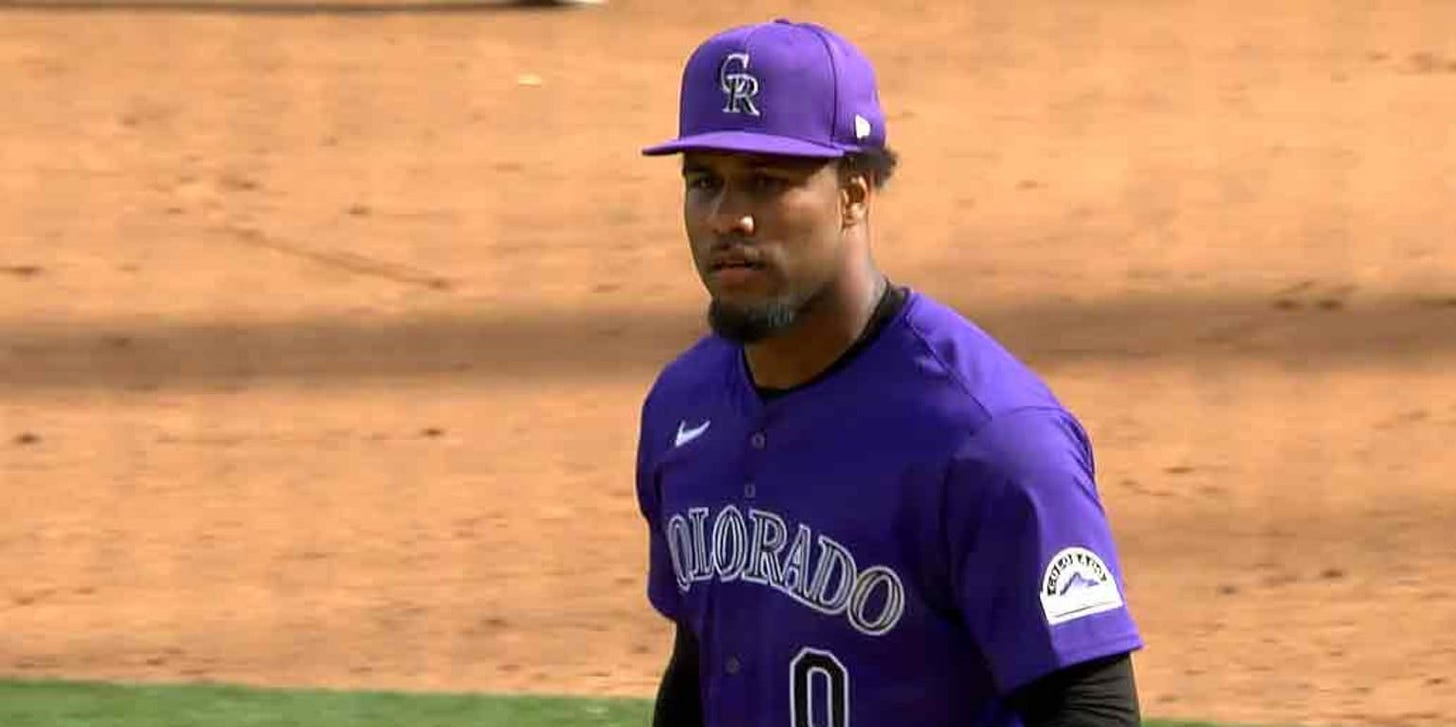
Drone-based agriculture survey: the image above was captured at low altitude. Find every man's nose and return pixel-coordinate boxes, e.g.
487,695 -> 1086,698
706,186 -> 755,238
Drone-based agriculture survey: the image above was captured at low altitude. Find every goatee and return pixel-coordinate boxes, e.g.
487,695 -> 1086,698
707,298 -> 800,344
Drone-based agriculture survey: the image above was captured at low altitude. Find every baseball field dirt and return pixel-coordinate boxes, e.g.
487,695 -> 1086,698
2,1 -> 1454,725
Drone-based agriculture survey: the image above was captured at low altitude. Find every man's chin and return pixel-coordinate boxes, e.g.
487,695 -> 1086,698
706,298 -> 799,344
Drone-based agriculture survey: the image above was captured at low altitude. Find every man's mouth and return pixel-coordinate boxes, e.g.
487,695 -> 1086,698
709,249 -> 766,271
712,260 -> 764,271
708,257 -> 770,288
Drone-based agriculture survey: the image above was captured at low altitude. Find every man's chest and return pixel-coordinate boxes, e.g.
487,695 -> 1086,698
652,407 -> 951,636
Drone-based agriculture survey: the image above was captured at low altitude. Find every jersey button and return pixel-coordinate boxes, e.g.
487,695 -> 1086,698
750,432 -> 766,449
724,656 -> 741,675
744,481 -> 757,499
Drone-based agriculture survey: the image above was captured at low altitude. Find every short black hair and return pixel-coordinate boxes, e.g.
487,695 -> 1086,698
842,146 -> 899,190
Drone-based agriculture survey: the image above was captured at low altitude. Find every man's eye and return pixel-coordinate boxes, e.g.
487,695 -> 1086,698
686,176 -> 719,190
751,174 -> 787,191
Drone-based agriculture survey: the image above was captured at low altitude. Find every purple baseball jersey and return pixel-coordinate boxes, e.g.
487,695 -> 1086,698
634,290 -> 1143,726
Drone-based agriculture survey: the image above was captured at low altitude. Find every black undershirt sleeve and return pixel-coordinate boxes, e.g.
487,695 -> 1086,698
651,624 -> 703,727
1006,652 -> 1142,727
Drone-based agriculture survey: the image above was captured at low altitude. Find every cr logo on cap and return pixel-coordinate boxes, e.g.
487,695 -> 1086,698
718,53 -> 761,117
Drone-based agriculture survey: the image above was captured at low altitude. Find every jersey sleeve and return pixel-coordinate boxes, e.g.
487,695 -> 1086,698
944,406 -> 1143,694
635,391 -> 683,623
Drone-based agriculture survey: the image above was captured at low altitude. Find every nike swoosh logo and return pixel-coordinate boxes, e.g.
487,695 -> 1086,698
675,419 -> 711,447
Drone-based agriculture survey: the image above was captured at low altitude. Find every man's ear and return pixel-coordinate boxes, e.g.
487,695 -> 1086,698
841,169 -> 872,227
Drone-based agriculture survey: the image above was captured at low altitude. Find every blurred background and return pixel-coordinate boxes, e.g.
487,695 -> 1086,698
2,1 -> 1453,725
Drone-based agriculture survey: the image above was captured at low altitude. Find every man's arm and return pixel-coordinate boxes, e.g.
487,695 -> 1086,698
1006,652 -> 1141,727
651,624 -> 702,727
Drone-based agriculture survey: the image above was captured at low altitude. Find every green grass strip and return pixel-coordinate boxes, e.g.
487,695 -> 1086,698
0,679 -> 649,727
0,677 -> 1354,727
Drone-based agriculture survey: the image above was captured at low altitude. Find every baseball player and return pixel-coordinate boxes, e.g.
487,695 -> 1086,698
634,18 -> 1143,727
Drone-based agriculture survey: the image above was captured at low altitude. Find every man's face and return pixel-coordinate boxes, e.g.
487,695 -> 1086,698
681,151 -> 847,343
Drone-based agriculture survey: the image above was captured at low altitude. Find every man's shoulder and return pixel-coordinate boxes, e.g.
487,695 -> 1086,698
640,333 -> 736,411
895,289 -> 1063,418
898,296 -> 1099,484
899,288 -> 1004,350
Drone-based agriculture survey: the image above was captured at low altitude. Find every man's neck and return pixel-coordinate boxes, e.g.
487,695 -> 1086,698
743,267 -> 887,391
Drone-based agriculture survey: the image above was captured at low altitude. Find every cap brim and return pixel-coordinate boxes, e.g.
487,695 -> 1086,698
641,130 -> 848,158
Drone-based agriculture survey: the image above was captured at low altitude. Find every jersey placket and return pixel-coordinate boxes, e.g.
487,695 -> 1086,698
721,404 -> 772,726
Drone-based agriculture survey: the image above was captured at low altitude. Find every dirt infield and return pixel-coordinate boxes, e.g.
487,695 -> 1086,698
2,1 -> 1454,725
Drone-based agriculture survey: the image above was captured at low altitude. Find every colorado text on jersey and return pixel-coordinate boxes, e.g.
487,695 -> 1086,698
662,505 -> 906,637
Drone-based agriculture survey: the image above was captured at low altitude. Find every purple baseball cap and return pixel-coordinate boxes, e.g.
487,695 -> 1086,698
641,18 -> 888,158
